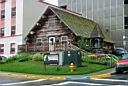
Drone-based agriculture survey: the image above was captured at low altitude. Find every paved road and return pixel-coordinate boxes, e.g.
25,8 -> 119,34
0,73 -> 128,86
0,76 -> 64,86
0,68 -> 128,86
44,73 -> 128,86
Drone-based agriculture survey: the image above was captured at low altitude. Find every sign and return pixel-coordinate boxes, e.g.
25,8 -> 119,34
44,54 -> 59,65
47,54 -> 58,61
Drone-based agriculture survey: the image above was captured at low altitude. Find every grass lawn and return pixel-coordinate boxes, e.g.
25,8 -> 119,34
0,61 -> 109,75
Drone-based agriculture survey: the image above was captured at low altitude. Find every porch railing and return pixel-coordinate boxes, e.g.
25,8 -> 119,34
18,42 -> 79,53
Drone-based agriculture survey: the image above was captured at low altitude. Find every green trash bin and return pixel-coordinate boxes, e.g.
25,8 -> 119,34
63,51 -> 81,67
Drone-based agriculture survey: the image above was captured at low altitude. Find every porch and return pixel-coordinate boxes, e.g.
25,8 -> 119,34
18,42 -> 77,53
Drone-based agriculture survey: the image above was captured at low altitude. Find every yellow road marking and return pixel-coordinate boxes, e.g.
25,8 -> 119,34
91,73 -> 111,79
0,73 -> 66,80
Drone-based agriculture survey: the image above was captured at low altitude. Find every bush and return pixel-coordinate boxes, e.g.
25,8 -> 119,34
32,53 -> 43,61
82,55 -> 109,65
17,53 -> 32,62
0,61 -> 5,64
18,57 -> 30,62
7,56 -> 19,62
7,53 -> 32,62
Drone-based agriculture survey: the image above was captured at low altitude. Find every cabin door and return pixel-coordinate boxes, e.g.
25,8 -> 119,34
49,37 -> 55,51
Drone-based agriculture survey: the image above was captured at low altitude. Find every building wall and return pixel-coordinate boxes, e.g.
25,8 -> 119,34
0,36 -> 22,57
16,0 -> 23,35
5,0 -> 11,36
58,0 -> 128,49
0,0 -> 22,57
0,0 -> 48,57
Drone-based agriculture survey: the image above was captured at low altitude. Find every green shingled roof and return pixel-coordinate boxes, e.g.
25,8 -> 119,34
49,7 -> 114,43
50,7 -> 96,38
103,32 -> 114,43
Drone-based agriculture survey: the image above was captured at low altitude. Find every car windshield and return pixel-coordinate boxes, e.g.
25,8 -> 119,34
122,55 -> 128,60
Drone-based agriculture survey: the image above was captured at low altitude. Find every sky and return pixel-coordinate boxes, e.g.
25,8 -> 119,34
44,0 -> 58,6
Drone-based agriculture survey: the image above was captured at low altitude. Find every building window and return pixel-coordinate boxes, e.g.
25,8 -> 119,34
125,26 -> 128,29
36,37 -> 42,45
124,0 -> 128,4
12,7 -> 16,17
0,28 -> 4,37
61,36 -> 68,43
125,17 -> 128,29
0,0 -> 6,3
10,43 -> 15,54
0,44 -> 4,54
11,26 -> 16,36
1,10 -> 5,19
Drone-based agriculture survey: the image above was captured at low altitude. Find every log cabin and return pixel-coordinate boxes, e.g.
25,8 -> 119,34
18,5 -> 114,53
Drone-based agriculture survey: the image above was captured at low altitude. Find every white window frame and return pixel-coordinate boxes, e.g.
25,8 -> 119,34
48,19 -> 56,28
61,36 -> 68,43
36,37 -> 42,44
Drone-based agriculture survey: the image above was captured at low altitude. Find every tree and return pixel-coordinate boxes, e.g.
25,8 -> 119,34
79,37 -> 87,50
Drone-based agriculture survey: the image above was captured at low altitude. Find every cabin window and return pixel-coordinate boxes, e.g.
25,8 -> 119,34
10,43 -> 15,54
0,44 -> 4,54
61,36 -> 68,44
36,37 -> 42,45
48,19 -> 60,28
48,19 -> 56,28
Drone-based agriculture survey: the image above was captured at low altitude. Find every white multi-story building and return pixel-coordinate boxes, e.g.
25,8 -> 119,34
58,0 -> 128,50
0,0 -> 49,57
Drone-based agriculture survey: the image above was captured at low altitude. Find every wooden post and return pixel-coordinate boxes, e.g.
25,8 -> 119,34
25,45 -> 28,52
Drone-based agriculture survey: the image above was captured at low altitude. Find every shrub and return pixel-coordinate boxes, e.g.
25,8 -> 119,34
32,53 -> 43,61
7,53 -> 32,62
7,56 -> 19,62
18,57 -> 30,62
82,55 -> 109,65
0,56 -> 7,64
17,53 -> 32,62
0,61 -> 5,64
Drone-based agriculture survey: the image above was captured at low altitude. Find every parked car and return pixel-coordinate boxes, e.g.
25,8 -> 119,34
112,48 -> 128,56
116,54 -> 128,74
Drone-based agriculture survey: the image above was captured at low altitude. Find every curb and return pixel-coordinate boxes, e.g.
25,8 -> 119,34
0,73 -> 112,81
0,73 -> 66,80
90,73 -> 111,80
66,73 -> 112,81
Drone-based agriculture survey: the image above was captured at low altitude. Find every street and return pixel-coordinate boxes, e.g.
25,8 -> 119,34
0,76 -> 64,86
0,72 -> 128,86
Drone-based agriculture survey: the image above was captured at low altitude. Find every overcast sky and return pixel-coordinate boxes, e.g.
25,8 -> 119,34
44,0 -> 58,6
